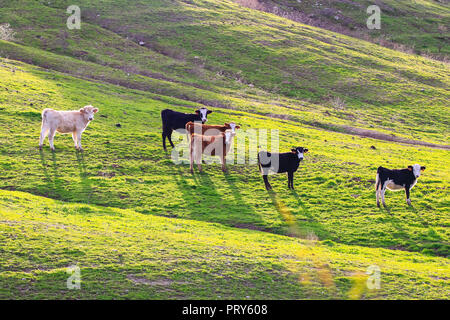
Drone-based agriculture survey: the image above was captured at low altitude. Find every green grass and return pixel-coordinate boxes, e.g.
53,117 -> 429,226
1,189 -> 449,299
0,0 -> 449,144
0,58 -> 448,258
0,0 -> 449,299
257,0 -> 450,56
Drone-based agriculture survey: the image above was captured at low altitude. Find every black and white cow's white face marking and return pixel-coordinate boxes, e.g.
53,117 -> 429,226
291,147 -> 308,161
196,108 -> 212,124
408,164 -> 426,179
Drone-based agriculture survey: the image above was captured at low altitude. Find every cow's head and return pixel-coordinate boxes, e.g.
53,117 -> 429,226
291,147 -> 308,161
80,105 -> 99,121
195,107 -> 212,124
408,164 -> 426,178
224,131 -> 236,145
224,122 -> 241,133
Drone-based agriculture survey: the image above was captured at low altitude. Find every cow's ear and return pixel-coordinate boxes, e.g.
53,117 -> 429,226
195,109 -> 200,114
235,125 -> 240,129
79,108 -> 85,113
408,166 -> 413,171
224,123 -> 229,126
93,108 -> 99,113
421,166 -> 426,171
304,148 -> 309,153
291,148 -> 296,153
207,110 -> 213,114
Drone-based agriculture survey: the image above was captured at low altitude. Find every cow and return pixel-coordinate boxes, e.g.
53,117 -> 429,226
376,164 -> 426,207
185,122 -> 240,141
39,105 -> 99,151
189,131 -> 236,173
161,107 -> 212,151
257,147 -> 309,190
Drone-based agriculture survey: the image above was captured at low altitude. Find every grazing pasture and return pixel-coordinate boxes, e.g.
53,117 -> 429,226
1,189 -> 448,299
0,59 -> 448,259
0,0 -> 449,299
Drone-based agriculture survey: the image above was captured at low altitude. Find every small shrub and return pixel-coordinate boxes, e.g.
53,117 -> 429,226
330,97 -> 346,110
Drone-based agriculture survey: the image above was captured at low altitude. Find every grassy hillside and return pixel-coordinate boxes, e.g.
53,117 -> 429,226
1,190 -> 449,299
0,0 -> 449,145
0,58 -> 448,257
0,0 -> 449,299
240,0 -> 450,57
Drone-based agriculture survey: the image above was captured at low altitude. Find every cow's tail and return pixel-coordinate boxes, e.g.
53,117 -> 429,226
185,122 -> 192,143
41,108 -> 51,126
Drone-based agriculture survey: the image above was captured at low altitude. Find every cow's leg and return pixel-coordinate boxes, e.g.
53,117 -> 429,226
262,175 -> 272,190
194,147 -> 202,172
381,183 -> 387,207
189,143 -> 194,174
288,172 -> 294,189
162,132 -> 167,151
167,131 -> 175,148
162,127 -> 173,151
405,186 -> 411,206
221,154 -> 227,172
376,188 -> 380,207
39,126 -> 49,149
76,131 -> 83,151
72,132 -> 78,149
376,180 -> 381,207
48,128 -> 56,151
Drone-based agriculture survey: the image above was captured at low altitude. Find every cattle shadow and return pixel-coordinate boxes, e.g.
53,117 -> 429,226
171,164 -> 264,229
220,168 -> 267,229
39,149 -> 64,198
269,189 -> 329,240
75,151 -> 93,204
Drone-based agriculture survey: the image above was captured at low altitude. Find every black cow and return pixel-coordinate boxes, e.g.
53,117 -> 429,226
161,108 -> 212,151
258,147 -> 308,190
376,164 -> 426,207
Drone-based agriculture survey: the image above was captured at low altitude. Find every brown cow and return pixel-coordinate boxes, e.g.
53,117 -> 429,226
185,122 -> 240,141
189,131 -> 236,173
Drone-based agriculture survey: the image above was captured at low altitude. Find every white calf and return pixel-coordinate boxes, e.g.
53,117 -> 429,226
39,105 -> 99,151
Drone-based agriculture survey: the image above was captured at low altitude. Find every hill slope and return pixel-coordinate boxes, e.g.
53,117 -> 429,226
0,0 -> 449,299
236,0 -> 450,58
0,58 -> 448,257
1,190 -> 449,299
0,0 -> 449,144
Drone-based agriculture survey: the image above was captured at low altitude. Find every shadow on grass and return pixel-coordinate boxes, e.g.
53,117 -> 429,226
39,149 -> 64,198
76,151 -> 93,204
265,188 -> 330,240
171,163 -> 265,230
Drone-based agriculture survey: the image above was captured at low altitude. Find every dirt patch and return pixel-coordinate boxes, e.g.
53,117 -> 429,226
339,125 -> 450,150
233,223 -> 270,232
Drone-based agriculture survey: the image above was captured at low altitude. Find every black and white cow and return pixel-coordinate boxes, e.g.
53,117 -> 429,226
258,147 -> 308,190
376,164 -> 426,207
161,108 -> 212,151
